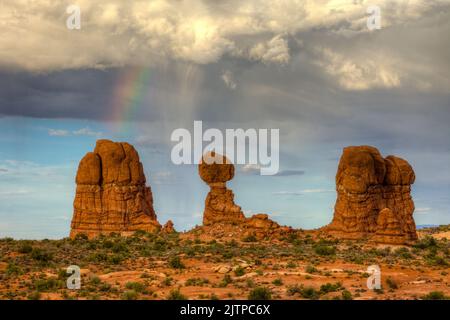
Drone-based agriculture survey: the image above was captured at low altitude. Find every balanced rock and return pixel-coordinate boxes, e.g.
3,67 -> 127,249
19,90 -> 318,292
70,140 -> 161,238
199,152 -> 245,226
325,146 -> 417,244
199,152 -> 294,239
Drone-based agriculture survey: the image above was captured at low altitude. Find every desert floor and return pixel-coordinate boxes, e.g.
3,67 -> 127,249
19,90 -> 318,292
0,225 -> 449,300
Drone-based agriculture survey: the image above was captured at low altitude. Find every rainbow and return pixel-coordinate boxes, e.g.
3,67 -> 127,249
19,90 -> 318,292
110,66 -> 152,134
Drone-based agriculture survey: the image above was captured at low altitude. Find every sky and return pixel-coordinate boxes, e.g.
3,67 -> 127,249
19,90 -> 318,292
0,0 -> 449,239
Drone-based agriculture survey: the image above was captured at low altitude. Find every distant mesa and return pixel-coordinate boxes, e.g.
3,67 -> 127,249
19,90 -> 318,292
324,145 -> 417,245
70,140 -> 165,239
198,152 -> 295,239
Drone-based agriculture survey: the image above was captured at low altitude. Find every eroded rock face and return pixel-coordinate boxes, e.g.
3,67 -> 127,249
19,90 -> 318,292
199,152 -> 294,239
70,140 -> 161,238
162,220 -> 176,234
199,153 -> 246,226
325,146 -> 417,244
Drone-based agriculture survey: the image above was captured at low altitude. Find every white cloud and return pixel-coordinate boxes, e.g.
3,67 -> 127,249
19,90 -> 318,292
249,35 -> 290,65
0,159 -> 73,179
415,207 -> 432,214
272,191 -> 303,196
241,164 -> 261,175
0,189 -> 33,197
72,127 -> 102,137
301,188 -> 334,193
48,129 -> 70,137
150,171 -> 177,185
314,47 -> 401,90
0,0 -> 445,73
48,127 -> 102,137
273,188 -> 333,196
221,70 -> 237,90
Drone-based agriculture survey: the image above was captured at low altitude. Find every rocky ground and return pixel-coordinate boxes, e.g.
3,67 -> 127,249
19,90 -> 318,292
0,225 -> 449,300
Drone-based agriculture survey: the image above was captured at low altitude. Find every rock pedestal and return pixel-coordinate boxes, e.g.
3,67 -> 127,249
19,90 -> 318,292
199,153 -> 245,226
199,152 -> 294,239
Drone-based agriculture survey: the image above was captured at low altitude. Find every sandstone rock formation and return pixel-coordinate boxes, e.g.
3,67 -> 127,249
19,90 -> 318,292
199,153 -> 245,226
162,220 -> 176,234
199,152 -> 294,239
325,146 -> 417,244
70,140 -> 161,238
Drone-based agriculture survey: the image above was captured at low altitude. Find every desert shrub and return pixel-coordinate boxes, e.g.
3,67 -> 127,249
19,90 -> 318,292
167,289 -> 187,300
162,277 -> 173,286
112,242 -> 128,253
314,244 -> 336,256
99,282 -> 112,292
34,278 -> 64,292
31,248 -> 53,263
421,291 -> 449,300
227,240 -> 238,247
122,290 -> 139,300
394,247 -> 412,258
425,254 -> 448,266
413,236 -> 437,249
210,293 -> 220,300
168,256 -> 185,269
185,278 -> 209,286
320,282 -> 342,294
248,287 -> 272,300
108,254 -> 124,265
222,250 -> 235,259
243,235 -> 257,242
6,263 -> 22,276
286,233 -> 298,243
27,292 -> 41,300
74,233 -> 88,241
288,284 -> 319,299
219,274 -> 233,287
102,240 -> 114,249
272,278 -> 283,286
89,252 -> 108,263
305,265 -> 318,274
133,230 -> 148,237
386,277 -> 398,290
299,286 -> 320,299
18,243 -> 33,254
234,266 -> 246,276
246,279 -> 255,288
286,261 -> 297,268
341,290 -> 353,300
125,282 -> 146,293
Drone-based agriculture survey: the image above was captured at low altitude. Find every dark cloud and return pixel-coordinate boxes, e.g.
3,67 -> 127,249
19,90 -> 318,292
0,69 -> 118,120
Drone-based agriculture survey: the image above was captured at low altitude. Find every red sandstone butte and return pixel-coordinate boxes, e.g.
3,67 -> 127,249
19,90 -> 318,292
70,140 -> 161,239
324,145 -> 417,244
